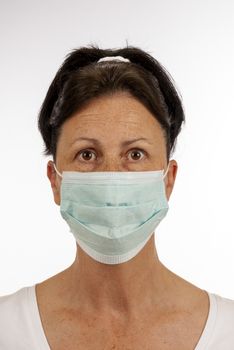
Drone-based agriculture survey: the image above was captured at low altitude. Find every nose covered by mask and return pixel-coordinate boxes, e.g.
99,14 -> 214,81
53,164 -> 169,265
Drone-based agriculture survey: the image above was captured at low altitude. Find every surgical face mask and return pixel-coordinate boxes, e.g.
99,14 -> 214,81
53,164 -> 170,265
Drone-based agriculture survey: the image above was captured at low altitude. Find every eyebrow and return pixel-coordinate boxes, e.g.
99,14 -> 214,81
70,137 -> 153,146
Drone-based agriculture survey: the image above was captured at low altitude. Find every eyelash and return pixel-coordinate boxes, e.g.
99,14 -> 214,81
76,148 -> 146,162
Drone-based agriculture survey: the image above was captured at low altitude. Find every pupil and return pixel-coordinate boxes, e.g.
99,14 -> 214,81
83,151 -> 92,160
132,151 -> 140,159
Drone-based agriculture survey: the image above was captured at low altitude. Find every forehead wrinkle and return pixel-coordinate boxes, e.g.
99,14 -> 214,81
71,121 -> 144,133
68,136 -> 154,148
69,93 -> 157,124
70,109 -> 149,123
66,118 -> 161,146
72,114 -> 143,123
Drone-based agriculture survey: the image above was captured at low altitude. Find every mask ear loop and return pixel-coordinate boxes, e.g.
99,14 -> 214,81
53,162 -> 63,178
163,162 -> 170,180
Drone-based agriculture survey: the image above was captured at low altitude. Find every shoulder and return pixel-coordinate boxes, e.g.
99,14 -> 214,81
208,292 -> 234,348
0,286 -> 36,349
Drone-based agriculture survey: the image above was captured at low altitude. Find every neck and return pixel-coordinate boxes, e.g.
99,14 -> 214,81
67,236 -> 174,317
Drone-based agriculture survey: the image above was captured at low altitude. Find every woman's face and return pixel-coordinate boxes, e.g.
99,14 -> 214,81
48,92 -> 177,204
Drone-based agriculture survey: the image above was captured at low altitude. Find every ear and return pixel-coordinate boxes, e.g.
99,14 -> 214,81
164,159 -> 178,201
47,160 -> 61,205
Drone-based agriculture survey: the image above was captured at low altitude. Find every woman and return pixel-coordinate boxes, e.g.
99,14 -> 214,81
1,45 -> 234,350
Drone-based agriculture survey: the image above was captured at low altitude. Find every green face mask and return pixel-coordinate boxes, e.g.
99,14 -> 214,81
54,164 -> 169,265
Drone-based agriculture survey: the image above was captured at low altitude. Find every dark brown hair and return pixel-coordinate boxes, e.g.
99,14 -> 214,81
38,44 -> 185,161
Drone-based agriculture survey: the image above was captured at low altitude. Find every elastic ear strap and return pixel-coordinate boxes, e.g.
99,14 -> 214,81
163,162 -> 170,179
53,162 -> 62,178
97,56 -> 130,63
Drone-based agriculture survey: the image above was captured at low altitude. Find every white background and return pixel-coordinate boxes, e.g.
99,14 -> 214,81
0,0 -> 234,297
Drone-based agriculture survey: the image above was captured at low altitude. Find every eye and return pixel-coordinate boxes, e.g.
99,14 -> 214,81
127,149 -> 145,161
77,149 -> 97,161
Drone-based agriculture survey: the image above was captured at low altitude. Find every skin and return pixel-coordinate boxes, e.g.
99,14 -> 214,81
37,92 -> 209,348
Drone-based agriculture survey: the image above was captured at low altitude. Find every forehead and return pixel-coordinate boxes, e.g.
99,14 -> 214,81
59,93 -> 164,141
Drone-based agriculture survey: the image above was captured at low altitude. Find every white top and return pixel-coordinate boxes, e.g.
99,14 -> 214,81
0,286 -> 234,349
